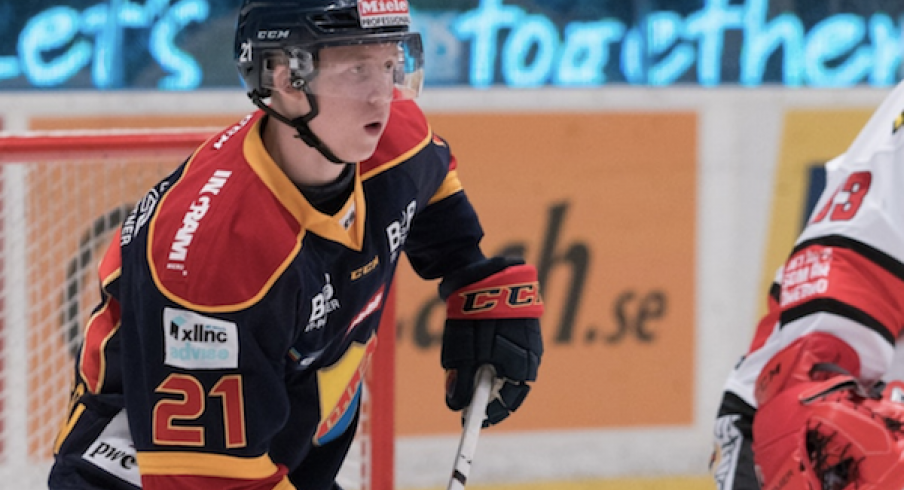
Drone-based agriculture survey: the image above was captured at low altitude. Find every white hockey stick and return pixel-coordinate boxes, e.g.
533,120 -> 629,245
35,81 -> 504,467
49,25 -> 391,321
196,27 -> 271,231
447,364 -> 496,490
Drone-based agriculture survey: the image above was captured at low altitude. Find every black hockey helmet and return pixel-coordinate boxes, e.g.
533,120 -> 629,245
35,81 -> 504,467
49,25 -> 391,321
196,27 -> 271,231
235,0 -> 424,101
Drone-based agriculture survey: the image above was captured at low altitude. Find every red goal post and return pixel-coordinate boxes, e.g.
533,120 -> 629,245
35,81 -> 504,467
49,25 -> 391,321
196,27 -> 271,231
0,129 -> 395,490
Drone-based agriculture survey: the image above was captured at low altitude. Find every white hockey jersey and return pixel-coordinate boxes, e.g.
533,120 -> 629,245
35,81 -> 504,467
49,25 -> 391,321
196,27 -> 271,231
724,80 -> 904,409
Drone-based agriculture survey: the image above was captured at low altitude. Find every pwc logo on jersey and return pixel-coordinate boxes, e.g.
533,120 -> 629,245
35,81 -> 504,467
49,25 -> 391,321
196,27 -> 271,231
167,170 -> 232,273
81,410 -> 140,487
163,307 -> 239,369
357,0 -> 410,28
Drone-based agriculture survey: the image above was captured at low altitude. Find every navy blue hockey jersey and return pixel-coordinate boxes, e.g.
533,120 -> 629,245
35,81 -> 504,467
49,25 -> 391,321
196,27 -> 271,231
51,99 -> 486,490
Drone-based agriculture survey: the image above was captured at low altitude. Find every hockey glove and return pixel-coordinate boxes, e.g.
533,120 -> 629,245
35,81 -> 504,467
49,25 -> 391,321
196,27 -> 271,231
752,375 -> 904,490
439,257 -> 544,426
754,332 -> 861,407
751,332 -> 867,490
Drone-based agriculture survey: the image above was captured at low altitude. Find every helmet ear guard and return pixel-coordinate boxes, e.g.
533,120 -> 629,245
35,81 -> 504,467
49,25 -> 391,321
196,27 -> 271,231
286,48 -> 315,90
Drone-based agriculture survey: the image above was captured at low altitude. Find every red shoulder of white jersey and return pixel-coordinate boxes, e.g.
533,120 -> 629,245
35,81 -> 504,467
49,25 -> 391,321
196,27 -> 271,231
785,82 -> 904,344
724,83 -> 904,405
147,111 -> 306,311
360,99 -> 435,176
738,82 -> 904,384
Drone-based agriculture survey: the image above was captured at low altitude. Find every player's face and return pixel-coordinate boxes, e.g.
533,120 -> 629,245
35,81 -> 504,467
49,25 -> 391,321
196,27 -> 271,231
306,43 -> 399,162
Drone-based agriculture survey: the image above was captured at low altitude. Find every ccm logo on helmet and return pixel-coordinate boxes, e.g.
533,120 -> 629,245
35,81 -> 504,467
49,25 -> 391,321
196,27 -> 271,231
458,283 -> 542,314
257,30 -> 289,40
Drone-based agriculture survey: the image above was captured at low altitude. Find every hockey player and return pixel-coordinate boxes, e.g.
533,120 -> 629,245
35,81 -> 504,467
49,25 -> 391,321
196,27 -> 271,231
711,79 -> 904,490
48,1 -> 544,489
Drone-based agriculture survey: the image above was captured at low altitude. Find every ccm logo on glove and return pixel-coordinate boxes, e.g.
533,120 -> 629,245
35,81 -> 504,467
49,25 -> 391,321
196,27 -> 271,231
446,265 -> 543,320
440,258 -> 544,426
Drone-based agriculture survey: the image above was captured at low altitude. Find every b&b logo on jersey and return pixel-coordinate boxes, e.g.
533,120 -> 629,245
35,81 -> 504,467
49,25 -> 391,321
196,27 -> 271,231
386,200 -> 416,263
163,307 -> 239,369
307,274 -> 341,332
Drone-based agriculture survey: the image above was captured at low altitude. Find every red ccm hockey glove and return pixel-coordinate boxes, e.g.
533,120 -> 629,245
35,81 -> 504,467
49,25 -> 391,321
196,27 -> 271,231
439,257 -> 544,426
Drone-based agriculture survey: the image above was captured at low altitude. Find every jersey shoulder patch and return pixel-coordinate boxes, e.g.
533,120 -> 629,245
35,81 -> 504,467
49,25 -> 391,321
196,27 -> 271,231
148,113 -> 302,310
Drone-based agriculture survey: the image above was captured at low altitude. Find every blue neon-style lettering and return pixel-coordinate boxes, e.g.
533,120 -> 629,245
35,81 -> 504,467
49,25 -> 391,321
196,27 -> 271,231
453,0 -> 522,87
11,1 -> 205,90
868,14 -> 902,86
150,0 -> 209,90
3,0 -> 904,90
0,57 -> 19,80
501,14 -> 558,87
554,20 -> 624,86
647,12 -> 695,86
805,15 -> 869,87
684,0 -> 744,86
19,7 -> 92,87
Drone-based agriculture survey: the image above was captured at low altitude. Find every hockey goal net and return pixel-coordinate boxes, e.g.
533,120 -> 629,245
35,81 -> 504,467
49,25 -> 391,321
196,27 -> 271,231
0,130 -> 394,490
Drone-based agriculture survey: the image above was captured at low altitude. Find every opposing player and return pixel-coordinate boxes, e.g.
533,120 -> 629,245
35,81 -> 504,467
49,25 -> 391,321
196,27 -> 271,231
711,79 -> 904,489
48,1 -> 544,489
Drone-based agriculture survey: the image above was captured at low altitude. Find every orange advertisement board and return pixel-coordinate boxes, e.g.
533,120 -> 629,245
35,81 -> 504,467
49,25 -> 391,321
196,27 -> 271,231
393,112 -> 698,435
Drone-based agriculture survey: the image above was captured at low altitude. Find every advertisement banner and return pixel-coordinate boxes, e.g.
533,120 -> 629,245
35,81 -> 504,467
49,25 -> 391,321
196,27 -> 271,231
1,1 -> 902,91
393,112 -> 698,434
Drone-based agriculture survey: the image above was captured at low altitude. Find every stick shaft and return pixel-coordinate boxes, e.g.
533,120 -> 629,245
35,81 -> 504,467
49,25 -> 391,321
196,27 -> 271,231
447,365 -> 495,490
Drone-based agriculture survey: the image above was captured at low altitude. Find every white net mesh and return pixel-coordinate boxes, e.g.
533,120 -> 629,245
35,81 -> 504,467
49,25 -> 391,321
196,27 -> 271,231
0,151 -> 181,487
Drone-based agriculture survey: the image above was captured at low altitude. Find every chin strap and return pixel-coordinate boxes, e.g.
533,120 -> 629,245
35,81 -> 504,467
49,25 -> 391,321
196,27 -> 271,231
249,91 -> 348,165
